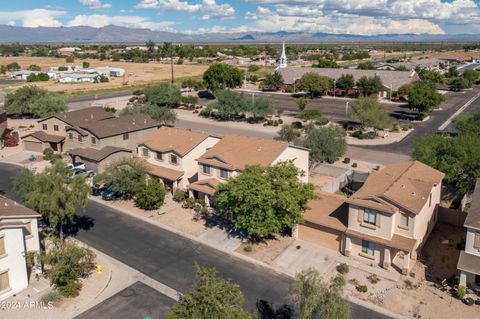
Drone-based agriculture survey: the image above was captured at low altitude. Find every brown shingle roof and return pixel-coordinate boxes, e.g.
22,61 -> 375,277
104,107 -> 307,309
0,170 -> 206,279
348,161 -> 445,215
0,196 -> 40,218
79,114 -> 158,139
457,251 -> 480,275
465,179 -> 480,230
304,192 -> 348,232
197,135 -> 288,171
69,146 -> 132,162
141,127 -> 211,157
39,107 -> 114,126
22,131 -> 65,143
188,178 -> 221,195
346,228 -> 416,252
143,161 -> 184,181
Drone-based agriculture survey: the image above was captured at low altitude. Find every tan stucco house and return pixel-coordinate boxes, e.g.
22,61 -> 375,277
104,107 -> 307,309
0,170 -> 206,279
299,161 -> 444,274
190,135 -> 310,206
458,179 -> 480,289
22,107 -> 114,153
137,127 -> 220,191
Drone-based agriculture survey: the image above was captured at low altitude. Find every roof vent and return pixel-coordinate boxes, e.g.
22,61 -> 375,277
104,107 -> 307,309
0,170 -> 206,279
401,184 -> 405,188
411,192 -> 416,197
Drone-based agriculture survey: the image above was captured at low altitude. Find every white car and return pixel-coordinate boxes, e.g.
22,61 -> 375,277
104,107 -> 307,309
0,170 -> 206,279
67,162 -> 86,170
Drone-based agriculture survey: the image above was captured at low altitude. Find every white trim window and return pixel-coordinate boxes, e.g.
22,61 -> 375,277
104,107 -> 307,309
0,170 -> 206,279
363,209 -> 377,225
400,213 -> 409,227
361,240 -> 375,256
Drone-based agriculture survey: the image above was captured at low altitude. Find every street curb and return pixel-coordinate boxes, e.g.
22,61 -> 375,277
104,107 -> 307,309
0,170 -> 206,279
89,196 -> 410,319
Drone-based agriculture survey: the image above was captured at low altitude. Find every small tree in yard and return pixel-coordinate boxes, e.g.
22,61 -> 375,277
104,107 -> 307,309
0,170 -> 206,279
348,96 -> 395,132
214,162 -> 316,240
263,71 -> 284,91
203,62 -> 243,92
294,268 -> 350,319
120,102 -> 176,125
144,82 -> 181,107
299,126 -> 346,166
296,97 -> 308,111
299,72 -> 332,97
336,74 -> 355,90
166,265 -> 252,319
275,124 -> 301,142
407,80 -> 444,115
135,179 -> 166,210
450,77 -> 471,91
356,75 -> 383,97
13,162 -> 90,240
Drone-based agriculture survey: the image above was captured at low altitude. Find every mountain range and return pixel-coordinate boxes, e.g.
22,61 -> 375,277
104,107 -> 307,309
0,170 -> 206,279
0,25 -> 479,43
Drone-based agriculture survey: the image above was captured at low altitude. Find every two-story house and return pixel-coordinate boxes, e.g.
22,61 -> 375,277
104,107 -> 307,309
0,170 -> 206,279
66,114 -> 158,173
299,161 -> 444,274
22,107 -> 114,153
189,135 -> 310,206
458,179 -> 480,289
0,196 -> 41,301
137,127 -> 220,191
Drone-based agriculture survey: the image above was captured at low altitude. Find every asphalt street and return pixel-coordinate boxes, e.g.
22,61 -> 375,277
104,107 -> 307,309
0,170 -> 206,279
0,163 -> 392,319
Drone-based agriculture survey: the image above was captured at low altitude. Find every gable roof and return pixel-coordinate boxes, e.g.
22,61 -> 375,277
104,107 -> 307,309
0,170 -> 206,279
0,196 -> 40,218
69,146 -> 132,162
39,107 -> 114,127
76,114 -> 158,139
465,179 -> 480,230
196,135 -> 289,171
141,127 -> 212,157
22,131 -> 65,143
304,192 -> 348,232
188,178 -> 221,195
348,161 -> 445,215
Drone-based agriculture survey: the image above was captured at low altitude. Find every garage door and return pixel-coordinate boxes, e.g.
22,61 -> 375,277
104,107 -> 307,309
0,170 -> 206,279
299,223 -> 342,251
23,140 -> 43,153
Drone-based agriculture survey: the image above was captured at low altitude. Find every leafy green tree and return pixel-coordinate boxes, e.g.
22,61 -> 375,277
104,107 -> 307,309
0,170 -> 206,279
313,58 -> 339,68
263,71 -> 284,91
349,96 -> 395,131
250,96 -> 274,119
417,69 -> 445,84
181,77 -> 205,91
356,75 -> 383,97
6,62 -> 20,71
4,85 -> 67,117
144,82 -> 181,107
294,268 -> 350,319
296,97 -> 308,111
297,109 -> 323,122
27,64 -> 41,71
450,77 -> 471,90
13,161 -> 90,239
336,74 -> 355,90
453,110 -> 480,136
463,69 -> 480,85
166,265 -> 252,319
146,40 -> 156,53
214,162 -> 315,239
97,158 -> 150,199
299,72 -> 332,97
407,80 -> 444,114
41,239 -> 95,297
357,61 -> 375,70
121,102 -> 176,125
203,62 -> 243,92
135,179 -> 166,210
446,66 -> 459,78
26,73 -> 50,82
275,124 -> 301,142
299,126 -> 346,166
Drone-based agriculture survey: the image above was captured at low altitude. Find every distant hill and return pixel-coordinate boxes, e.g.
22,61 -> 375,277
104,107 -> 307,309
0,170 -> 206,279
0,25 -> 479,43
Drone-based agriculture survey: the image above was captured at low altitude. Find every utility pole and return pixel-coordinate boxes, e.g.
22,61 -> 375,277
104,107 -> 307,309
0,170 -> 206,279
170,50 -> 174,83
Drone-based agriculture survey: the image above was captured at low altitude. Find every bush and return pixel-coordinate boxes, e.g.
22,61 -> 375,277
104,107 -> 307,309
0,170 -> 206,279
392,123 -> 400,132
291,121 -> 303,129
352,163 -> 358,168
243,245 -> 253,252
332,275 -> 346,288
173,189 -> 187,202
336,263 -> 349,274
135,179 -> 166,210
355,285 -> 368,293
273,120 -> 279,127
103,106 -> 116,113
133,89 -> 143,96
402,123 -> 413,131
315,117 -> 329,126
367,274 -> 380,284
278,119 -> 283,124
181,95 -> 199,105
40,290 -> 62,304
342,158 -> 350,164
43,148 -> 54,161
455,286 -> 466,299
58,281 -> 82,297
248,65 -> 260,72
404,279 -> 414,289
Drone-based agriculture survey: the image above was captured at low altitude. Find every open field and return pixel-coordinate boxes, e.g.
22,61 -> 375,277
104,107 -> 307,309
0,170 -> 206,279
424,50 -> 480,60
0,57 -> 208,94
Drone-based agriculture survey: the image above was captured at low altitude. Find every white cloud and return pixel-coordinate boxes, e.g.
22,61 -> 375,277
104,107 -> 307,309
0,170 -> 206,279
201,0 -> 235,19
79,0 -> 112,9
136,0 -> 234,19
0,9 -> 65,27
68,14 -> 175,30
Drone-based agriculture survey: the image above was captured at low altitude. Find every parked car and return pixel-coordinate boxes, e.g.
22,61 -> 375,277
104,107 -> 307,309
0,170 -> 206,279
67,162 -> 86,170
71,168 -> 95,178
102,185 -> 118,201
92,181 -> 108,196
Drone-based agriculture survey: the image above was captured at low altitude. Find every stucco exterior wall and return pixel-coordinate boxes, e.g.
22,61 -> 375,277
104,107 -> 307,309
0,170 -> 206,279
272,146 -> 309,183
348,235 -> 385,265
182,137 -> 220,185
0,228 -> 29,301
38,117 -> 69,137
347,205 -> 395,240
197,165 -> 237,183
465,228 -> 480,256
412,182 -> 441,251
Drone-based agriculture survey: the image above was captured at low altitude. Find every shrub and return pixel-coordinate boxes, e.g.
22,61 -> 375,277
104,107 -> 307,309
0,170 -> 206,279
402,123 -> 413,131
404,279 -> 414,289
278,119 -> 283,124
40,290 -> 62,304
58,281 -> 82,297
336,263 -> 349,274
133,89 -> 143,96
273,120 -> 279,127
315,117 -> 329,126
43,148 -> 54,161
291,121 -> 303,129
181,95 -> 199,105
367,274 -> 380,284
342,157 -> 350,164
356,285 -> 368,293
351,130 -> 362,138
455,286 -> 466,299
332,275 -> 346,288
392,123 -> 400,132
103,106 -> 116,113
173,189 -> 187,202
243,245 -> 253,252
248,65 -> 260,72
135,179 -> 166,210
352,163 -> 358,168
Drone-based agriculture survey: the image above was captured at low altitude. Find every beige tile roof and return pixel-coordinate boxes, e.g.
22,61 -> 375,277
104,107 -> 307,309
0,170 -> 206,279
346,228 -> 417,252
188,178 -> 221,195
0,196 -> 40,218
465,179 -> 480,230
197,135 -> 288,171
348,161 -> 445,215
69,146 -> 132,162
22,131 -> 65,143
141,127 -> 211,157
39,107 -> 114,127
457,251 -> 480,275
303,192 -> 348,232
143,160 -> 184,181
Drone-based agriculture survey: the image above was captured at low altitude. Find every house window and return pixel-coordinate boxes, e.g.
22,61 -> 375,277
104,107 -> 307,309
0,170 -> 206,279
142,148 -> 149,157
42,124 -> 48,130
361,240 -> 375,256
474,232 -> 480,250
78,135 -> 82,142
170,155 -> 177,165
400,213 -> 409,227
123,133 -> 129,140
363,209 -> 377,225
202,165 -> 211,175
68,133 -> 73,140
91,137 -> 96,144
0,271 -> 9,292
156,152 -> 163,161
0,236 -> 5,256
219,169 -> 229,179
53,125 -> 59,132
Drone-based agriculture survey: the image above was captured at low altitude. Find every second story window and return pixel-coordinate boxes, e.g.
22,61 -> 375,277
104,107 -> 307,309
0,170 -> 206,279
53,125 -> 59,132
156,152 -> 163,161
42,123 -> 48,130
123,133 -> 129,140
142,148 -> 149,157
363,209 -> 377,226
170,155 -> 178,165
400,213 -> 409,228
202,165 -> 211,175
219,169 -> 229,179
91,137 -> 96,144
68,133 -> 73,140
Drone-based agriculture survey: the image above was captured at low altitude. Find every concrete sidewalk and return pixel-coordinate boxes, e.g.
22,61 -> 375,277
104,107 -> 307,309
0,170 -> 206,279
198,227 -> 244,251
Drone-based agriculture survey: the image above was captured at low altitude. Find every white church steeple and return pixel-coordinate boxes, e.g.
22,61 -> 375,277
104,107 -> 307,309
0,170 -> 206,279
279,41 -> 287,68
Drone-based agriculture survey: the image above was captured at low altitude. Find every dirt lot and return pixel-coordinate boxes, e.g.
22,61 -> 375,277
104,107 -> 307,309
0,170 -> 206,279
0,57 -> 207,93
236,235 -> 294,264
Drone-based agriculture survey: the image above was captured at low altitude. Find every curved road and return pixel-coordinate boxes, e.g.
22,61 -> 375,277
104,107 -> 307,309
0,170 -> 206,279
0,163 -> 391,319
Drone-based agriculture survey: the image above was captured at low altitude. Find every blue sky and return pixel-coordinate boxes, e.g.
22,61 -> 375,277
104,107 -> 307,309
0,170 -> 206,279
0,0 -> 479,35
